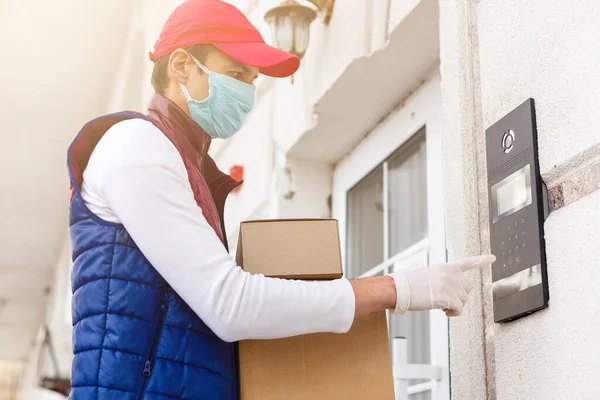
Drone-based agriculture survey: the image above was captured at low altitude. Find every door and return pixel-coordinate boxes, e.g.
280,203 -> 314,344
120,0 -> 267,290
332,77 -> 449,400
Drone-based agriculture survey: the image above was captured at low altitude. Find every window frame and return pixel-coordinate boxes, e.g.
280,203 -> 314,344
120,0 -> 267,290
331,75 -> 449,400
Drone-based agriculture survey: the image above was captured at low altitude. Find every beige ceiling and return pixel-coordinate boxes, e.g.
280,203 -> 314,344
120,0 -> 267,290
0,0 -> 136,362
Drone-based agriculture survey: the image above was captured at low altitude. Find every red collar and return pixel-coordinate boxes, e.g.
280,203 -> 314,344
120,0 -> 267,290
147,94 -> 211,169
146,94 -> 240,206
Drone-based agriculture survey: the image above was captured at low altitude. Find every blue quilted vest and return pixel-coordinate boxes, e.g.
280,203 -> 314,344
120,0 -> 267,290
67,100 -> 241,399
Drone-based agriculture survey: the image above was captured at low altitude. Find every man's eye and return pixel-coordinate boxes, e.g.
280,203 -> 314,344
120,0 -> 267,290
229,71 -> 241,79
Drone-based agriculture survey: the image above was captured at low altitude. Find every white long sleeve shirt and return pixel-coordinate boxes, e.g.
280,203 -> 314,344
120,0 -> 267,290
80,118 -> 355,342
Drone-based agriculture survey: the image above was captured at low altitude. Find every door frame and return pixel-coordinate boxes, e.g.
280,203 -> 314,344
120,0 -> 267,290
332,73 -> 449,400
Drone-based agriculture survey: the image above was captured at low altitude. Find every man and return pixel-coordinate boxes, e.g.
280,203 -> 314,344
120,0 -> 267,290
66,0 -> 494,399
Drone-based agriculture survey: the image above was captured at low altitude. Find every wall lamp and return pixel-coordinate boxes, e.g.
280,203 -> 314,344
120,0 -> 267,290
264,0 -> 335,60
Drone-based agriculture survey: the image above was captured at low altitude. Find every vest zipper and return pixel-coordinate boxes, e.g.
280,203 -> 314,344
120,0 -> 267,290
136,301 -> 167,399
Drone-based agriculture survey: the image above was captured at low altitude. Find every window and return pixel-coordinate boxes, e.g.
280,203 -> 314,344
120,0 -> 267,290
346,129 -> 427,277
345,128 -> 433,400
346,165 -> 384,277
388,133 -> 428,256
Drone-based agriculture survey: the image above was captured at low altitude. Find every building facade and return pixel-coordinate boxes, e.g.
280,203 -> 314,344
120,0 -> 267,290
3,0 -> 599,399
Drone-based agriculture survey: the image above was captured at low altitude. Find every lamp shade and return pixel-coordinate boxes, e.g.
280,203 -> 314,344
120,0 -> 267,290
265,1 -> 317,59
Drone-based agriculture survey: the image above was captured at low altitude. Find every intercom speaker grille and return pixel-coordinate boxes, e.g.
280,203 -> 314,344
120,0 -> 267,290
488,146 -> 533,181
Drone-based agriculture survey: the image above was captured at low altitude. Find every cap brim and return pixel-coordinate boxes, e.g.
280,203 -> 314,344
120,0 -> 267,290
213,42 -> 300,78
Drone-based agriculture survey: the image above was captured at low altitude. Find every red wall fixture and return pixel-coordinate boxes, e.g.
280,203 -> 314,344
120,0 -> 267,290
230,165 -> 244,193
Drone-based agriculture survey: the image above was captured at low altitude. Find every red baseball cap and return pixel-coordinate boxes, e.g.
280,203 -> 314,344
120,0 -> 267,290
149,0 -> 300,78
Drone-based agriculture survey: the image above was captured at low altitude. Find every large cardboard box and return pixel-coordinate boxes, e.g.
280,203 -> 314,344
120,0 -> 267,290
236,219 -> 395,400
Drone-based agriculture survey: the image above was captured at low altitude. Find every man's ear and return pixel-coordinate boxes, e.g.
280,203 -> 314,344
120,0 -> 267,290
168,49 -> 192,84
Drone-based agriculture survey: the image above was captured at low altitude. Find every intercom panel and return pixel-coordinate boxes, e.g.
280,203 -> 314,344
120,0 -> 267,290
485,98 -> 549,323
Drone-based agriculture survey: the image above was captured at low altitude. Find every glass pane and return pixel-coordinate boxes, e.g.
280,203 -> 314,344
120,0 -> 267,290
388,130 -> 428,256
293,17 -> 311,55
346,166 -> 384,277
409,391 -> 432,400
274,16 -> 294,52
390,312 -> 430,364
390,311 -> 431,390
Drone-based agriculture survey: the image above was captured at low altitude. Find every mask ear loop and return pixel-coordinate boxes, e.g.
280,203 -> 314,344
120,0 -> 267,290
179,82 -> 193,101
189,54 -> 211,75
179,53 -> 212,102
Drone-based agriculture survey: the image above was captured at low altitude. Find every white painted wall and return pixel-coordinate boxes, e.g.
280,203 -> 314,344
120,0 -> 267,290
213,0 -> 438,235
475,1 -> 600,399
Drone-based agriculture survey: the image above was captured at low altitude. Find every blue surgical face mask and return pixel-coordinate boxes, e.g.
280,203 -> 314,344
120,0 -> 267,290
179,55 -> 255,139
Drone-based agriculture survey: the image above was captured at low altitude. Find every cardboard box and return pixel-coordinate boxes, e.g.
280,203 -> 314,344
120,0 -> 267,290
236,219 -> 343,280
239,312 -> 394,400
236,219 -> 395,400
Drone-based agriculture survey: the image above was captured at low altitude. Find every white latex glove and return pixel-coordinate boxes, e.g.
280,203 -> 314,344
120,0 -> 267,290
390,255 -> 496,317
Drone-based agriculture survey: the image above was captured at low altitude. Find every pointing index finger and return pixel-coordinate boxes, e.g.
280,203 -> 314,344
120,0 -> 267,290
457,255 -> 496,272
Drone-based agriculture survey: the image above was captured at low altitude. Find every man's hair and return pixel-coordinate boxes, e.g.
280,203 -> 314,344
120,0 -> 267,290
151,44 -> 214,94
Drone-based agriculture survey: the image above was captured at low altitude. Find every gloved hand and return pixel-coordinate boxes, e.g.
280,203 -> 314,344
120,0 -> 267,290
390,255 -> 496,317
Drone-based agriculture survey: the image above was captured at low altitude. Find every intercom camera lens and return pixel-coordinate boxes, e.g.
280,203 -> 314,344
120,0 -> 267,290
502,130 -> 515,153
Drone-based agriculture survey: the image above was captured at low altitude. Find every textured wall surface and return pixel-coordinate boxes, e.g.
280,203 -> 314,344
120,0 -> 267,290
439,0 -> 491,398
475,0 -> 600,399
493,190 -> 600,399
477,0 -> 600,185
